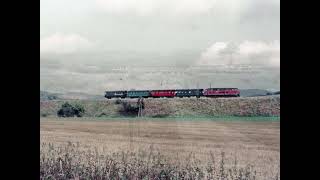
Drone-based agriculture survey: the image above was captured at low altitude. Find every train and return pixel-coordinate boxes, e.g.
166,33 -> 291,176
105,88 -> 240,99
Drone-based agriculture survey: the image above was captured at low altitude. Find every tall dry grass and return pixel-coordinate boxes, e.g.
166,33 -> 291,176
40,142 -> 279,180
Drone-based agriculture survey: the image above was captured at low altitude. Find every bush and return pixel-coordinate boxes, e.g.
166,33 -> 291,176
119,101 -> 139,116
40,113 -> 48,117
73,104 -> 85,117
57,102 -> 85,117
97,112 -> 107,117
152,114 -> 170,118
115,99 -> 122,104
47,95 -> 57,100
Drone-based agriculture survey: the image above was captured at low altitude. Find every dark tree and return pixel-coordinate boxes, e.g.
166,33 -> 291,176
57,102 -> 85,117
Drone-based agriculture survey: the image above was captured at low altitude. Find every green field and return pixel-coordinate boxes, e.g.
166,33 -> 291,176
41,116 -> 280,122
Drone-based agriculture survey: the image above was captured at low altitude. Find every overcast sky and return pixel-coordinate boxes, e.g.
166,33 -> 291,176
40,0 -> 280,94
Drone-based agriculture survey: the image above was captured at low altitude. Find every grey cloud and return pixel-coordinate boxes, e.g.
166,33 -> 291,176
197,41 -> 280,67
40,0 -> 280,94
41,62 -> 279,95
240,1 -> 280,23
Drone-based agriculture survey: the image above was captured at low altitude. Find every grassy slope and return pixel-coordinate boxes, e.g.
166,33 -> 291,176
40,95 -> 280,118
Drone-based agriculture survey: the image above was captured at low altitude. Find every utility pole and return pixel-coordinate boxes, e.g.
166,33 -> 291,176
137,97 -> 141,117
137,97 -> 144,117
197,82 -> 200,99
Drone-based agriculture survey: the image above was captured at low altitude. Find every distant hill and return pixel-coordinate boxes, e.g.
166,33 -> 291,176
40,90 -> 104,100
41,89 -> 280,100
40,91 -> 60,100
58,92 -> 104,100
240,89 -> 278,97
273,91 -> 280,95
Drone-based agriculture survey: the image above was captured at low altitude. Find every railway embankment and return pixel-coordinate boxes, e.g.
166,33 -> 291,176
40,95 -> 280,117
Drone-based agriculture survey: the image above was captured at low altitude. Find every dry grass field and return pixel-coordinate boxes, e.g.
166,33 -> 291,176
40,117 -> 280,179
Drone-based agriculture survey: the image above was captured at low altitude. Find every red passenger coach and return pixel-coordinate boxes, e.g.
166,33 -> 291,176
151,90 -> 176,98
203,88 -> 240,97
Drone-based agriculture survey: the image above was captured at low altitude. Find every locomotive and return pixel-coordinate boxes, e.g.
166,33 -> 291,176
105,88 -> 240,99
